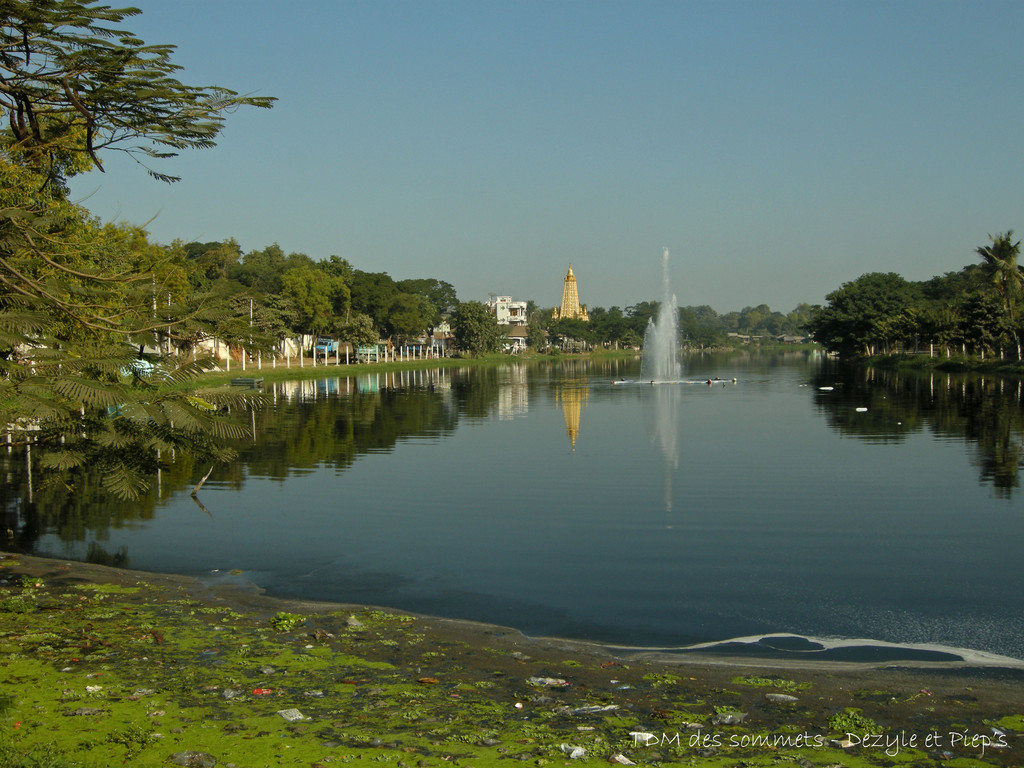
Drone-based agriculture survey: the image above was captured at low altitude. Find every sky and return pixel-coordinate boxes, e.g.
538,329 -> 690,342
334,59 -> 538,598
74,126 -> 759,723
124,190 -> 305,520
70,0 -> 1024,315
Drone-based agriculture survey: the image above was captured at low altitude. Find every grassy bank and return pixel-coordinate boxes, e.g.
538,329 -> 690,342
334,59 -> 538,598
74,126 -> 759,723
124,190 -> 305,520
1,553 -> 1021,767
860,353 -> 1024,376
192,354 -> 501,389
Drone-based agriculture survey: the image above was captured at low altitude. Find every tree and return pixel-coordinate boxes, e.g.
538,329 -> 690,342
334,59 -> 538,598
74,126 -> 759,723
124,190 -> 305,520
679,306 -> 725,348
786,303 -> 815,335
976,231 -> 1023,317
0,1 -> 274,498
548,317 -> 591,349
975,231 -> 1023,356
0,1 -> 274,184
280,265 -> 347,337
526,300 -> 547,328
739,304 -> 771,335
182,240 -> 242,285
626,301 -> 657,326
809,273 -> 921,357
450,301 -> 502,355
335,312 -> 377,348
387,292 -> 437,344
917,303 -> 963,357
349,270 -> 398,330
397,278 -> 458,317
589,306 -> 629,346
249,294 -> 299,349
320,255 -> 354,321
229,243 -> 292,294
919,269 -> 986,356
623,301 -> 658,344
684,304 -> 723,330
955,291 -> 1016,358
526,324 -> 548,350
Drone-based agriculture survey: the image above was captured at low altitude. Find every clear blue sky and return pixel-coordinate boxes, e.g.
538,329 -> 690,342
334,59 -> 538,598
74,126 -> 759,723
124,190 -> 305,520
70,0 -> 1024,315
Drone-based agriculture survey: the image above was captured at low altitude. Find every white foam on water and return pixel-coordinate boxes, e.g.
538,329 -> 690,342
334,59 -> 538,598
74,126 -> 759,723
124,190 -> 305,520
603,632 -> 1024,668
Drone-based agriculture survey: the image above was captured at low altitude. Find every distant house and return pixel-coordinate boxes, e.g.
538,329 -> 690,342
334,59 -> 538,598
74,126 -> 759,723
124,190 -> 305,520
727,332 -> 764,344
486,295 -> 528,326
432,319 -> 453,356
504,325 -> 529,353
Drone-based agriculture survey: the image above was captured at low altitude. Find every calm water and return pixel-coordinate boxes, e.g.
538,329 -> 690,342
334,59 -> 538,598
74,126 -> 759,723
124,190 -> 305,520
7,352 -> 1024,662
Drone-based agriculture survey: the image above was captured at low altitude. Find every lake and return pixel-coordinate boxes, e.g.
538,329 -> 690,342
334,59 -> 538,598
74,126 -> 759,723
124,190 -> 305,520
6,351 -> 1024,664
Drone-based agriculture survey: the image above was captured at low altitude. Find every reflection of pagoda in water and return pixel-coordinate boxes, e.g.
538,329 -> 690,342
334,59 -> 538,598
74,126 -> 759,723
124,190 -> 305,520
555,385 -> 588,450
552,264 -> 589,322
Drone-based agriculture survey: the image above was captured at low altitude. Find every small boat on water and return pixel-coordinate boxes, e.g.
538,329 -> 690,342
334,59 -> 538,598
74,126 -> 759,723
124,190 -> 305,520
230,377 -> 264,388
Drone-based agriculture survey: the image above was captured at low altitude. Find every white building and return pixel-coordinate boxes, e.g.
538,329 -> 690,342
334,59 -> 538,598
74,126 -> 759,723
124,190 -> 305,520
486,295 -> 528,326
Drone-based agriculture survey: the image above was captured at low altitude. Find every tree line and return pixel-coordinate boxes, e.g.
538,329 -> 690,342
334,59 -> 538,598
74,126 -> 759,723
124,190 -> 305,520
536,302 -> 814,351
151,238 -> 460,355
162,238 -> 818,356
808,232 -> 1023,360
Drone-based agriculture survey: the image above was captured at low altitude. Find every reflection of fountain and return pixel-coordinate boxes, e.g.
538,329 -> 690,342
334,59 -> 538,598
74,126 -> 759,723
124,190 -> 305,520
640,248 -> 682,382
649,384 -> 680,512
640,248 -> 682,512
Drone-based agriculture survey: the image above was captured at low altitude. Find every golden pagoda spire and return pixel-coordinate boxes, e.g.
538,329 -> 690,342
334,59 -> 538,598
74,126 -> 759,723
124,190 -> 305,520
553,263 -> 589,322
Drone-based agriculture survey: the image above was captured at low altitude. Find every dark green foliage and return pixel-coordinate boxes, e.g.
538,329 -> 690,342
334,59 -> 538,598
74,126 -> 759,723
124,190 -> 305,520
397,277 -> 458,316
530,298 -> 812,351
451,300 -> 503,355
349,269 -> 400,330
808,273 -> 922,356
547,317 -> 592,348
975,230 -> 1023,321
0,0 -> 274,183
0,1 -> 274,498
810,232 -> 1024,360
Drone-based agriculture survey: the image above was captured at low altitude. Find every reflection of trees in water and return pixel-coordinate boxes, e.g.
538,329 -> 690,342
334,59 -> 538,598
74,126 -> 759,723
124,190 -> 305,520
451,366 -> 502,419
1,360 -> 658,550
944,378 -> 1024,495
813,364 -> 1024,497
2,374 -> 475,547
233,384 -> 460,479
0,446 -> 199,557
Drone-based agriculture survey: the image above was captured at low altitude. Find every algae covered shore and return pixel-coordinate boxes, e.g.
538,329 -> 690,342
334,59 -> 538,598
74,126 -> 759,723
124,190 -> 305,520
0,553 -> 1021,767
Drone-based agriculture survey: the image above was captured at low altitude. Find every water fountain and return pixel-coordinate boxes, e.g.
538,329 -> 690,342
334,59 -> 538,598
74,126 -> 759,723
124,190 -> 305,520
632,248 -> 682,512
640,247 -> 682,382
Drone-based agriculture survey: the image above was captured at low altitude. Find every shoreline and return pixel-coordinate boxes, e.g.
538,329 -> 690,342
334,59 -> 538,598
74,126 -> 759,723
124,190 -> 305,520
13,551 -> 1024,675
2,551 -> 1022,766
176,560 -> 1024,675
33,552 -> 1024,675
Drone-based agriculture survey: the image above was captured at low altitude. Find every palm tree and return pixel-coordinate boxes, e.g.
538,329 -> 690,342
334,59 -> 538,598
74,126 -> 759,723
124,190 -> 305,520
976,231 -> 1023,357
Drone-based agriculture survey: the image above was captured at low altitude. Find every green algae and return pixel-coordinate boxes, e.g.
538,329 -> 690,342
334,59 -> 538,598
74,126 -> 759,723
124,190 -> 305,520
0,554 -> 1020,767
268,611 -> 306,631
827,707 -> 879,733
641,671 -> 681,687
994,713 -> 1024,730
732,674 -> 812,691
72,583 -> 141,595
